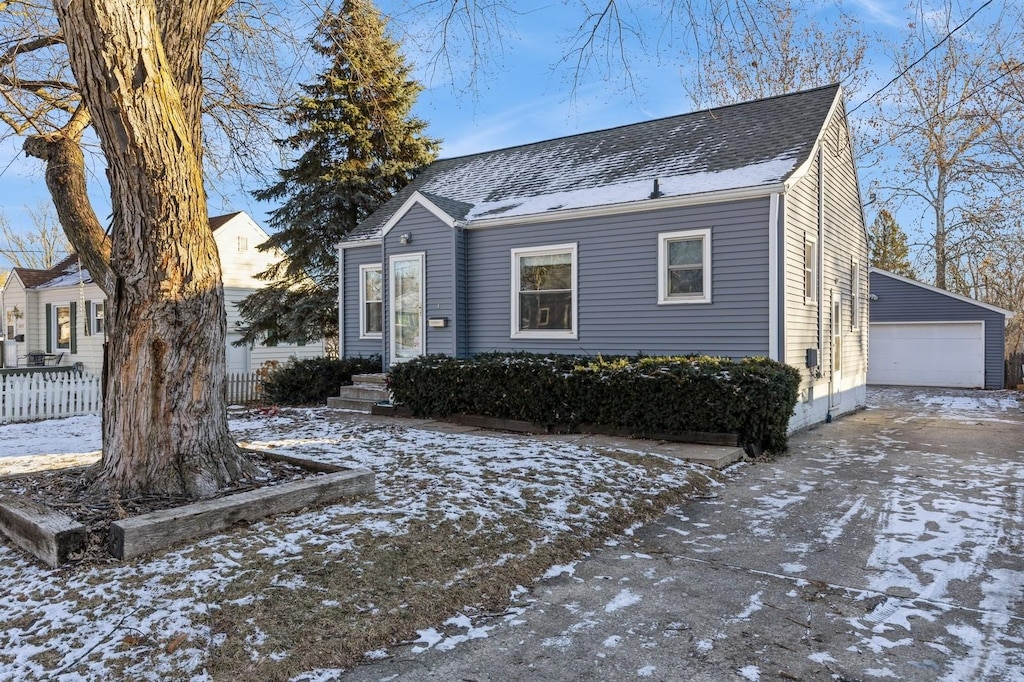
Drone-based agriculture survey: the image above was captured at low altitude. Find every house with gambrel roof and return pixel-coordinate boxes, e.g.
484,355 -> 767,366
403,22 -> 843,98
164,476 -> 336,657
337,84 -> 869,429
1,212 -> 323,375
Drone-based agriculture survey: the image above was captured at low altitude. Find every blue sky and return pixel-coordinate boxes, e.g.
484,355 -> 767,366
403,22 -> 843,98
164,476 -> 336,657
0,1 -> 981,256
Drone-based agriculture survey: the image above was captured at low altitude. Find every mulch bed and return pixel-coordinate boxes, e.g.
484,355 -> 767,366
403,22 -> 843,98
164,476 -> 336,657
0,451 -> 319,566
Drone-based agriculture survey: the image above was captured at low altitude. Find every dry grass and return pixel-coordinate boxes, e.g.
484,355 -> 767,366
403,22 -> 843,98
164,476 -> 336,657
202,477 -> 708,680
0,410 -> 719,680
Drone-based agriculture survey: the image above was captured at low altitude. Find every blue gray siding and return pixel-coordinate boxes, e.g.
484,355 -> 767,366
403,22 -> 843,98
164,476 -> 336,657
464,198 -> 772,357
783,107 -> 868,391
870,270 -> 1006,389
454,227 -> 469,357
340,244 -> 383,358
383,204 -> 456,367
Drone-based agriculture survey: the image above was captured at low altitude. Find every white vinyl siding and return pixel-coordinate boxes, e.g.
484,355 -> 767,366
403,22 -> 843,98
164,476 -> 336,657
657,228 -> 712,304
511,243 -> 578,339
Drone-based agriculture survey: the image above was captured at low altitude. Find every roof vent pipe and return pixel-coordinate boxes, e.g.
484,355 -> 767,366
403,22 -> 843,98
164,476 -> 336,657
649,179 -> 663,199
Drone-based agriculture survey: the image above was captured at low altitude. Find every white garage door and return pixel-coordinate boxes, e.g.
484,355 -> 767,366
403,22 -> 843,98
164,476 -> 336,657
868,322 -> 984,388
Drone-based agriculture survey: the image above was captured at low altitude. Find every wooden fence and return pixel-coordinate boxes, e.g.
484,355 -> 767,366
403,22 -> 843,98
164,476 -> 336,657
0,372 -> 103,424
1007,353 -> 1024,389
226,372 -> 262,405
0,371 -> 264,423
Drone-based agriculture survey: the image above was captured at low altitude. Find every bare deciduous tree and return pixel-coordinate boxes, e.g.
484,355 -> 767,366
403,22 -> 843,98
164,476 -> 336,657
867,1 -> 1024,291
0,0 -> 308,498
0,203 -> 71,270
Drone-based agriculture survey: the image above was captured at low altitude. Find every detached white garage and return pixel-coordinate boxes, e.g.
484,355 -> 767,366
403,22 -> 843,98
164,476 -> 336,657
869,269 -> 1013,390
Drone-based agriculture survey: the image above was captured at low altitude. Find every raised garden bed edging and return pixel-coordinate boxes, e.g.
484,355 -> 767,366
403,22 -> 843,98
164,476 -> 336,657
0,495 -> 87,568
109,466 -> 374,560
369,405 -> 740,447
446,413 -> 740,446
0,453 -> 375,566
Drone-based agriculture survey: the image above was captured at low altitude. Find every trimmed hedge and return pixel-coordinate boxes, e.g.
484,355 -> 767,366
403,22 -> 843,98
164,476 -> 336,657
388,353 -> 801,455
262,355 -> 382,405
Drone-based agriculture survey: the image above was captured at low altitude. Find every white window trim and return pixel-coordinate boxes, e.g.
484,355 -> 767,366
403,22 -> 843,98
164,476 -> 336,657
88,300 -> 106,336
388,252 -> 426,363
850,256 -> 860,330
510,242 -> 578,340
804,235 -> 818,305
359,263 -> 383,340
657,228 -> 712,305
54,304 -> 72,351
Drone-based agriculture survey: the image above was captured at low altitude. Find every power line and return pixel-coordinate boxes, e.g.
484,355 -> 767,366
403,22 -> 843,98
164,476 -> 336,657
848,0 -> 995,115
0,154 -> 19,181
859,60 -> 1023,158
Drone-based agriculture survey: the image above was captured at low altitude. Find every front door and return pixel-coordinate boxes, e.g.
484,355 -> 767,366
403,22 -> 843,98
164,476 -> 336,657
830,292 -> 842,408
389,253 -> 425,363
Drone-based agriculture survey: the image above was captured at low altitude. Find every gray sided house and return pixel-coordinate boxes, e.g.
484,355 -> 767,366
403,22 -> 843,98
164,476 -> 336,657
338,85 -> 870,430
868,268 -> 1012,389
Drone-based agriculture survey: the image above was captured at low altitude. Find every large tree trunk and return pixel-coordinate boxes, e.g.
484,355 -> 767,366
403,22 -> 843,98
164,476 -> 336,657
54,0 -> 254,498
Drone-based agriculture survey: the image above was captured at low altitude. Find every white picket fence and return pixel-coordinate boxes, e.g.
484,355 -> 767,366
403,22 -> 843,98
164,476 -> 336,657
0,373 -> 103,424
0,371 -> 263,424
226,372 -> 261,405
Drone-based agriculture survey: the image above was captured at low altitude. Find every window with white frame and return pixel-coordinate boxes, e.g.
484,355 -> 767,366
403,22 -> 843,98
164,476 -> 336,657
804,236 -> 818,303
658,228 -> 712,304
55,304 -> 71,350
359,264 -> 383,338
511,243 -> 577,338
850,257 -> 860,330
5,306 -> 20,340
90,301 -> 105,335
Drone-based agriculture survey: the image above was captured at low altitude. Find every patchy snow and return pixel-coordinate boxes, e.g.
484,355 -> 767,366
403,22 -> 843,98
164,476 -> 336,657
0,408 -> 706,680
543,562 -> 578,579
459,155 -> 797,221
737,664 -> 761,681
604,588 -> 641,613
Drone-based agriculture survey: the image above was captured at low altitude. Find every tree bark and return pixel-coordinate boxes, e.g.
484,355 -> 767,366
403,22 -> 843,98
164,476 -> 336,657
23,117 -> 114,294
54,0 -> 254,498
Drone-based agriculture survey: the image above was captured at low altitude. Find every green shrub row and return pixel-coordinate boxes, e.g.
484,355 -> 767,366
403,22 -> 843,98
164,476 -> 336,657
262,355 -> 382,405
387,353 -> 801,455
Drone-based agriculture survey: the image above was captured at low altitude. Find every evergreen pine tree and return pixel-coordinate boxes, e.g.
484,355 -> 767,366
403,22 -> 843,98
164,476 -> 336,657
869,209 -> 917,279
237,0 -> 439,349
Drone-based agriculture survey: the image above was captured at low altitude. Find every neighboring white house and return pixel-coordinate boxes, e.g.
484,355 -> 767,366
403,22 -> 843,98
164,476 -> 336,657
0,211 -> 323,374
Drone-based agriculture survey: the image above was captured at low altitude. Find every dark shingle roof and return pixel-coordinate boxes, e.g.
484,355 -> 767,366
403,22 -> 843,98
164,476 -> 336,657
13,253 -> 81,289
347,84 -> 841,242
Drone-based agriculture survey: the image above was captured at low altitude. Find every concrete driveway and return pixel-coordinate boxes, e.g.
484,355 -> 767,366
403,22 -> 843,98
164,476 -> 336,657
339,386 -> 1024,682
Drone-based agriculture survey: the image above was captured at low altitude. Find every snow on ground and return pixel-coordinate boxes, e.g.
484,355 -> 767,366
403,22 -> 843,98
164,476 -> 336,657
0,415 -> 102,475
754,388 -> 1024,680
0,408 -> 706,681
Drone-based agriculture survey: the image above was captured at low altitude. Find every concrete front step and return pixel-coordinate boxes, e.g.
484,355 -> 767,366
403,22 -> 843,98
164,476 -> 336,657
327,397 -> 380,412
329,375 -> 390,413
335,385 -> 389,402
351,373 -> 387,386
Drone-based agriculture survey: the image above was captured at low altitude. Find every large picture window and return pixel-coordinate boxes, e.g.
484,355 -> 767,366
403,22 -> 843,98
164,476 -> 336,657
511,243 -> 577,339
359,263 -> 383,338
658,228 -> 711,304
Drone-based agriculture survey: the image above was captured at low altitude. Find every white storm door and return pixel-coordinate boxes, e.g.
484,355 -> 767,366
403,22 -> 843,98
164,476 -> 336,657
389,253 -> 425,363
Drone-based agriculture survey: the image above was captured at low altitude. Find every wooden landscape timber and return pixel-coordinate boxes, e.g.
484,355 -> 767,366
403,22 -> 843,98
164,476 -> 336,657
109,466 -> 375,560
0,494 -> 87,568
